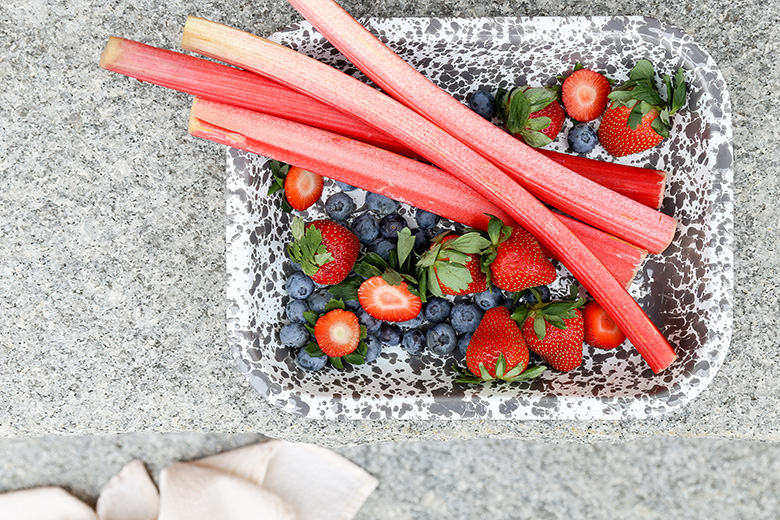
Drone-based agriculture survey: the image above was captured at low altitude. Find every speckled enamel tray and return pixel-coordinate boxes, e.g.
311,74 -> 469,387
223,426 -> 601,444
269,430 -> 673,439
225,16 -> 733,420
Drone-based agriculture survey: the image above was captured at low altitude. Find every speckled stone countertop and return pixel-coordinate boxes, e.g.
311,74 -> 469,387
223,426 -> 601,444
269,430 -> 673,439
1,0 -> 776,445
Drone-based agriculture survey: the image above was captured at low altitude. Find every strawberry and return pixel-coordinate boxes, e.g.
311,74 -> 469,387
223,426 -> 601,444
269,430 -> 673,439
481,215 -> 557,293
314,308 -> 361,357
583,300 -> 626,350
417,232 -> 491,296
561,68 -> 611,121
302,299 -> 369,369
598,59 -> 686,157
496,86 -> 565,147
287,217 -> 359,285
464,307 -> 530,380
358,275 -> 422,322
284,165 -> 324,210
513,287 -> 585,372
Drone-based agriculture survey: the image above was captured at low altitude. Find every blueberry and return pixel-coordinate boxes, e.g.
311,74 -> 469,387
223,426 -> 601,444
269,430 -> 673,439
357,307 -> 382,334
423,297 -> 451,323
474,286 -> 504,311
285,299 -> 309,324
379,213 -> 409,239
296,348 -> 328,371
285,271 -> 314,300
307,288 -> 333,313
378,323 -> 402,346
426,323 -> 457,356
350,213 -> 380,244
279,323 -> 309,348
411,228 -> 430,254
520,286 -> 552,305
366,192 -> 399,215
369,238 -> 396,261
469,90 -> 496,119
324,191 -> 355,220
364,335 -> 383,363
334,180 -> 357,191
457,333 -> 473,357
567,123 -> 598,154
449,302 -> 484,333
345,299 -> 361,310
397,312 -> 424,329
402,329 -> 426,355
414,208 -> 440,229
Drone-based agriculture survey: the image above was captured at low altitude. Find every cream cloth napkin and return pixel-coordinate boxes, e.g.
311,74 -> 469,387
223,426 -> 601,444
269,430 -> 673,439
0,441 -> 378,520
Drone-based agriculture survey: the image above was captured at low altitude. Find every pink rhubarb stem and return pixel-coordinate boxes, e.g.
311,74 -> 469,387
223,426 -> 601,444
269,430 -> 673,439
189,98 -> 645,289
180,17 -> 676,372
98,36 -> 412,157
282,0 -> 676,255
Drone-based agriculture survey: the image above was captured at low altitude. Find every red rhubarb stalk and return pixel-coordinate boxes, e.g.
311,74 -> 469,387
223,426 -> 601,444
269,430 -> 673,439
281,0 -> 676,255
98,36 -> 412,157
189,98 -> 645,288
180,18 -> 675,373
99,37 -> 666,209
537,149 -> 667,209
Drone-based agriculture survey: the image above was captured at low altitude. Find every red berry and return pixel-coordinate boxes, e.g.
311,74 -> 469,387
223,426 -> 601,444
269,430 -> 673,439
583,300 -> 626,350
284,166 -> 323,211
314,309 -> 361,357
598,105 -> 665,157
357,276 -> 422,322
466,307 -> 529,379
561,69 -> 611,122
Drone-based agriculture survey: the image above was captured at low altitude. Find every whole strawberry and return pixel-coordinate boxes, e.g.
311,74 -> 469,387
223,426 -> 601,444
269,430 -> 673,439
496,86 -> 565,147
455,307 -> 546,384
417,232 -> 491,296
513,287 -> 585,372
598,60 -> 686,157
287,217 -> 360,285
481,215 -> 557,292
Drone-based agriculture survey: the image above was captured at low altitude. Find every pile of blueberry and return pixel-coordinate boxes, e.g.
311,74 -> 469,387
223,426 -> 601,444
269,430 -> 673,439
278,181 -> 552,372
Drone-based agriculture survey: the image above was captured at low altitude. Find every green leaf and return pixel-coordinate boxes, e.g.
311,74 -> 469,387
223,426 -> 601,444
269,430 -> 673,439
651,114 -> 670,138
511,306 -> 529,326
544,315 -> 567,330
523,87 -> 555,112
291,216 -> 305,241
434,262 -> 472,292
395,227 -> 415,268
478,363 -> 494,381
487,215 -> 504,245
362,252 -> 390,272
382,269 -> 404,286
449,232 -> 491,254
506,88 -> 531,135
629,59 -> 654,82
671,69 -> 687,115
629,82 -> 664,106
305,342 -> 324,357
357,340 -> 368,356
427,267 -> 444,298
525,116 -> 551,131
627,102 -> 645,130
520,129 -> 553,148
495,353 -> 507,378
329,356 -> 344,369
342,353 -> 366,365
354,261 -> 383,280
314,251 -> 334,266
303,311 -> 319,327
504,364 -> 547,382
418,270 -> 428,302
328,277 -> 362,302
323,298 -> 346,312
439,249 -> 470,265
533,314 -> 547,340
607,90 -> 637,103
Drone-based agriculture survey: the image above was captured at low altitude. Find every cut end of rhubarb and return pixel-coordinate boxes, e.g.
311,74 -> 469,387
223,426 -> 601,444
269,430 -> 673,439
99,36 -> 124,70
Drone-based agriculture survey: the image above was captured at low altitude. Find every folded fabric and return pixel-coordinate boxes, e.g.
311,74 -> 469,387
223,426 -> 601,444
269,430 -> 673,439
0,440 -> 378,520
0,486 -> 98,520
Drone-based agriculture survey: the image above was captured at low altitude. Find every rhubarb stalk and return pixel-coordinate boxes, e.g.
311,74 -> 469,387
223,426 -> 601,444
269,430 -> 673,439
99,36 -> 666,209
189,98 -> 645,288
98,36 -> 411,157
180,18 -> 676,372
281,0 -> 676,255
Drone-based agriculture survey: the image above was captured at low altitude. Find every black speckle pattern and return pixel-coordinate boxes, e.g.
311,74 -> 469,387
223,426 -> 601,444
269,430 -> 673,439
226,17 -> 733,420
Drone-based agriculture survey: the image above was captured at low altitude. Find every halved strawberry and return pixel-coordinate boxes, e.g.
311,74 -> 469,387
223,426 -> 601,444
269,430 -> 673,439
583,300 -> 626,350
561,68 -> 611,122
314,308 -> 361,357
284,166 -> 323,211
358,276 -> 422,322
